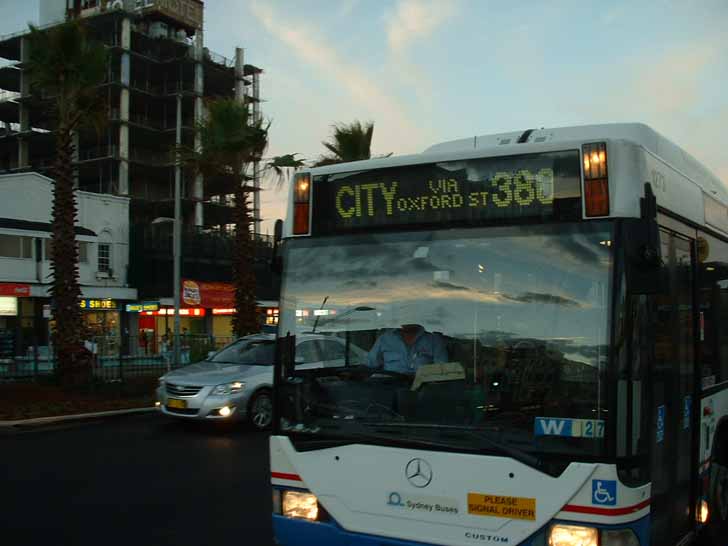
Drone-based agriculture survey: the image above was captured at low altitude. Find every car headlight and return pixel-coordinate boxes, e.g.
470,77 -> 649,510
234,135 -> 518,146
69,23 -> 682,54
549,524 -> 598,546
282,491 -> 318,520
212,381 -> 245,395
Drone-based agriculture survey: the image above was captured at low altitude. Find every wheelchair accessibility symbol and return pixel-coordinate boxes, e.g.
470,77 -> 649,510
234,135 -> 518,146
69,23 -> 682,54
592,480 -> 617,506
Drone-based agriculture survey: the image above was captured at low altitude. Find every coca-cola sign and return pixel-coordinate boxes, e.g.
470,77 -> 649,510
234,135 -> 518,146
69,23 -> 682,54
0,283 -> 31,297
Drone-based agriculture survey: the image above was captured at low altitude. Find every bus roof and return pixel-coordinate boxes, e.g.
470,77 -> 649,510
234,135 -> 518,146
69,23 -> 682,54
428,123 -> 728,208
310,122 -> 728,209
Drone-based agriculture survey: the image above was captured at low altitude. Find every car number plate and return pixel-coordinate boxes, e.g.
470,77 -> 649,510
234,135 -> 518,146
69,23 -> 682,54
167,398 -> 187,409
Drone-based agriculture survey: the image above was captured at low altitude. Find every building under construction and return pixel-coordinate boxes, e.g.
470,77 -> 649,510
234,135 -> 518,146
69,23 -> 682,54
0,0 -> 263,232
0,1 -> 278,343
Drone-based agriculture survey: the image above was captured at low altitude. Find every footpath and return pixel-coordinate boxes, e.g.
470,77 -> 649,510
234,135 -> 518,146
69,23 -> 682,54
0,406 -> 157,428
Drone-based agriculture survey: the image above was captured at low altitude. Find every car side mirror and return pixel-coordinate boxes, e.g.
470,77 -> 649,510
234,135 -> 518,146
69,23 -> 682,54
207,351 -> 216,359
294,356 -> 304,365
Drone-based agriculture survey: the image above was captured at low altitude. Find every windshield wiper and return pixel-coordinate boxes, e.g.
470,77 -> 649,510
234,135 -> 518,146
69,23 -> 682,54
293,431 -> 470,453
290,423 -> 492,454
367,422 -> 543,471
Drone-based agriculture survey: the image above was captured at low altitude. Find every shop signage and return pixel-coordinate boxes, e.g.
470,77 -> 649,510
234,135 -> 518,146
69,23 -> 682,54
0,283 -> 31,297
143,308 -> 205,317
0,296 -> 18,317
182,279 -> 234,308
126,301 -> 160,313
80,299 -> 118,310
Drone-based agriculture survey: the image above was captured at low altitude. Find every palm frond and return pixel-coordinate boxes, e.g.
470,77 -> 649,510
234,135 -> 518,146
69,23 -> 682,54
25,20 -> 108,131
265,153 -> 306,188
316,120 -> 378,166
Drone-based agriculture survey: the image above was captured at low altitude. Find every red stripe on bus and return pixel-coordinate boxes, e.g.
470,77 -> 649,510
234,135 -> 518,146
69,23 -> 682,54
561,498 -> 651,516
271,472 -> 302,482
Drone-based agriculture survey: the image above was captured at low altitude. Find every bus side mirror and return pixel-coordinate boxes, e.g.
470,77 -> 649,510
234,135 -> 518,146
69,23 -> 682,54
275,333 -> 296,380
623,184 -> 667,295
271,219 -> 283,274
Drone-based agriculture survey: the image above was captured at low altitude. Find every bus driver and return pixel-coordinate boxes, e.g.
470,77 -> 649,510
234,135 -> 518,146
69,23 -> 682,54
367,324 -> 448,374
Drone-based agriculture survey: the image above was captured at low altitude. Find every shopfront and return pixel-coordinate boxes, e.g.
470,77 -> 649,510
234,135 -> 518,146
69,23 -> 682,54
141,307 -> 207,339
79,298 -> 121,356
0,283 -> 32,359
183,279 -> 234,340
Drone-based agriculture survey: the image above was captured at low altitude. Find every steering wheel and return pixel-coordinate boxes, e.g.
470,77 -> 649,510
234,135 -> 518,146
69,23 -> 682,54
338,365 -> 411,382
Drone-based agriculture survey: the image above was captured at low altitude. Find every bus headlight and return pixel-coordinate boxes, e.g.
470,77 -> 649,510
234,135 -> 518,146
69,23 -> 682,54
697,498 -> 709,524
282,491 -> 319,521
549,524 -> 598,546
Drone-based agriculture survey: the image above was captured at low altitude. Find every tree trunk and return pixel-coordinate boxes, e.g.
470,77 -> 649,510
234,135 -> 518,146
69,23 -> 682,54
51,127 -> 89,387
232,177 -> 258,338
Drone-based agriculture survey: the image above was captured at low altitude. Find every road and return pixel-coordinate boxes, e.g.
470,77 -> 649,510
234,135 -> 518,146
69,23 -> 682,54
1,413 -> 273,546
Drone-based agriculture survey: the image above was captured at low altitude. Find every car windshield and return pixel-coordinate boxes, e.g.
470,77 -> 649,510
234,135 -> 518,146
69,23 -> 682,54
210,339 -> 275,365
277,222 -> 613,460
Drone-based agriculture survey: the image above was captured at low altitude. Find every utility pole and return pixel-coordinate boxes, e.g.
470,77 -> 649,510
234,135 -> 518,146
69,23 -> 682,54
172,93 -> 182,370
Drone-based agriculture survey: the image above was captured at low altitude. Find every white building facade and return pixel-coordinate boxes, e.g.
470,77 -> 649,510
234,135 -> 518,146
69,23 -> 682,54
0,172 -> 136,357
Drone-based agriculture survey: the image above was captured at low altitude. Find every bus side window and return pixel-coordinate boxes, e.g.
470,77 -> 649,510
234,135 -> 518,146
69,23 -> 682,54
698,233 -> 728,388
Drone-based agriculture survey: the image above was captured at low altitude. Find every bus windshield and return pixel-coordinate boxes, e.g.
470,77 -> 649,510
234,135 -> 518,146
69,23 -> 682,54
277,221 -> 613,461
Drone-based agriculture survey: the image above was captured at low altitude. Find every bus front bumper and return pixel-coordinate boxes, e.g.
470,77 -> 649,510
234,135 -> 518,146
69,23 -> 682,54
272,515 -> 549,546
272,514 -> 652,546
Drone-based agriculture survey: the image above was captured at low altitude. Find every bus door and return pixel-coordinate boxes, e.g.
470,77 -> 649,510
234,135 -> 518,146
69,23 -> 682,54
650,229 -> 697,544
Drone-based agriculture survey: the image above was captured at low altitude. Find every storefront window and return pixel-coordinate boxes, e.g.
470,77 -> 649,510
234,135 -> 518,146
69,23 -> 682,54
83,306 -> 120,357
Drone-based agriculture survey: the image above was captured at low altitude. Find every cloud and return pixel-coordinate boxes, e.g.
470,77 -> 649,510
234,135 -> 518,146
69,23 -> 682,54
432,280 -> 471,292
386,0 -> 458,54
381,1 -> 460,115
338,0 -> 360,17
632,43 -> 716,115
561,33 -> 728,186
249,1 -> 426,155
502,292 -> 582,308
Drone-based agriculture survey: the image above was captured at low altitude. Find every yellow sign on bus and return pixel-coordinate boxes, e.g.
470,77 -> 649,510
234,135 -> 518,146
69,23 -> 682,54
467,493 -> 536,521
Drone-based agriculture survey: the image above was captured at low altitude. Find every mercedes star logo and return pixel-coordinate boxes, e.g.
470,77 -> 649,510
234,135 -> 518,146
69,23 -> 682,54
405,458 -> 433,488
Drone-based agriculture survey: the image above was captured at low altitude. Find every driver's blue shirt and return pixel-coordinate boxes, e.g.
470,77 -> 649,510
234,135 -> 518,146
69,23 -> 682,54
367,328 -> 448,374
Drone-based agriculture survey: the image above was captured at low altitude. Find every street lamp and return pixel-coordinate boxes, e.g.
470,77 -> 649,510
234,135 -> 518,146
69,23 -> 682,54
151,214 -> 181,372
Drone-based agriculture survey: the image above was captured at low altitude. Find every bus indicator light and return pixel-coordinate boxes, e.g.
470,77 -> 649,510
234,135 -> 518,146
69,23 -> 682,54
293,173 -> 312,234
583,142 -> 609,217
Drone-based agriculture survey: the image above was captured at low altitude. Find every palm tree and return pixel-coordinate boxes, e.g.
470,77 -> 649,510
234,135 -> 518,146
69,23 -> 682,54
181,98 -> 268,337
314,120 -> 379,166
25,20 -> 108,384
267,153 -> 306,187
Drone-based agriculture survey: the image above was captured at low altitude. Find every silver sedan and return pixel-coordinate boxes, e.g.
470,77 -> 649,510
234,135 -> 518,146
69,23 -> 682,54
156,333 -> 367,430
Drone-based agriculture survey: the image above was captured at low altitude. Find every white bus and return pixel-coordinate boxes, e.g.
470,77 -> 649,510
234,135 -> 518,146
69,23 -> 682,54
269,123 -> 728,546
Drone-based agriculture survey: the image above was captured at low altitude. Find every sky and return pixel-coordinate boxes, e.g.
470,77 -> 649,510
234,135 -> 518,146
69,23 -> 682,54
1,0 -> 727,233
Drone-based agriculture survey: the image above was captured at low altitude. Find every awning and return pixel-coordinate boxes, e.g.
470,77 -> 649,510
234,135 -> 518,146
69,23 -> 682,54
0,217 -> 96,237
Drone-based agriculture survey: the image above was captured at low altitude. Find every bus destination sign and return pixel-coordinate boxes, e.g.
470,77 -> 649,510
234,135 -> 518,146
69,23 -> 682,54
312,150 -> 581,233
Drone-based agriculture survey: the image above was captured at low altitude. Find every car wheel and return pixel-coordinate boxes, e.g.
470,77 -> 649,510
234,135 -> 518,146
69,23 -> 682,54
249,390 -> 273,431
